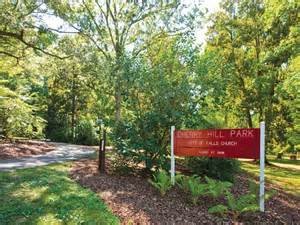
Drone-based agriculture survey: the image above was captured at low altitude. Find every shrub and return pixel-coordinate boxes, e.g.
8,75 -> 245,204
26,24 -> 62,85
149,170 -> 172,196
75,119 -> 98,145
111,155 -> 135,176
0,98 -> 45,139
186,157 -> 240,182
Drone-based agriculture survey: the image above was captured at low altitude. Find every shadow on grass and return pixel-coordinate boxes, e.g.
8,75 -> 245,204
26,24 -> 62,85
241,162 -> 300,197
0,163 -> 119,225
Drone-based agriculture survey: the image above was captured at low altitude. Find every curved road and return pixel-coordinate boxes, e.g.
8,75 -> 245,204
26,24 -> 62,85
0,142 -> 96,171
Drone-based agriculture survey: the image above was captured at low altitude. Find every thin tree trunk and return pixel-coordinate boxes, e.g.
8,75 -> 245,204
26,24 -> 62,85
71,67 -> 77,142
114,81 -> 122,123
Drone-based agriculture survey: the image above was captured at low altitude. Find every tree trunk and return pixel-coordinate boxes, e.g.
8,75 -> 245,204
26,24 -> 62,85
246,108 -> 253,128
71,67 -> 77,142
114,81 -> 122,123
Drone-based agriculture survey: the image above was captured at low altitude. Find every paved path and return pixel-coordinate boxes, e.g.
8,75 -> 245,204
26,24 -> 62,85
0,142 -> 96,171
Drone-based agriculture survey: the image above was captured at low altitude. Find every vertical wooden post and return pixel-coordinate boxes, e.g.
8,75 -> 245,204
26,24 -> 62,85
99,129 -> 106,173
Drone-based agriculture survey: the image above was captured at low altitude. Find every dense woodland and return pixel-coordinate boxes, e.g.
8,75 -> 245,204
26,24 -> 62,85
0,0 -> 299,170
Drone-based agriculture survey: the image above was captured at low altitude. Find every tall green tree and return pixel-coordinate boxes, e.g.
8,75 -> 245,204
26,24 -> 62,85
46,0 -> 202,123
205,0 -> 299,153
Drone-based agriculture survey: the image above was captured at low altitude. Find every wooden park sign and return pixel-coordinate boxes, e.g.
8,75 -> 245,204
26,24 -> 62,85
174,128 -> 260,159
170,122 -> 265,212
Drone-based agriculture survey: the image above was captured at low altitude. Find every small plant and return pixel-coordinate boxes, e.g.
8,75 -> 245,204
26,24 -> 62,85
205,176 -> 232,198
208,204 -> 228,216
175,174 -> 190,193
185,175 -> 207,205
149,170 -> 172,196
208,191 -> 258,221
208,181 -> 276,221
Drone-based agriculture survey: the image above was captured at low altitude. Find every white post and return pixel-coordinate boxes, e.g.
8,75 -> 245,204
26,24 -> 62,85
171,126 -> 175,185
259,121 -> 265,212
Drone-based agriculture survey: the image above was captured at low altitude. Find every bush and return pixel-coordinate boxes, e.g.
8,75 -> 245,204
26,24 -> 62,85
186,157 -> 240,182
149,170 -> 172,196
0,98 -> 45,139
75,119 -> 98,145
111,120 -> 172,172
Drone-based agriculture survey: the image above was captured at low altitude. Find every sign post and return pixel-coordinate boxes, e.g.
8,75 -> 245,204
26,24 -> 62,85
170,122 -> 265,211
259,122 -> 265,212
170,126 -> 175,185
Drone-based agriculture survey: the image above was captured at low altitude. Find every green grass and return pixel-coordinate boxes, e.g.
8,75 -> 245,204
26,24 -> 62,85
241,162 -> 300,197
0,163 -> 119,225
268,155 -> 300,166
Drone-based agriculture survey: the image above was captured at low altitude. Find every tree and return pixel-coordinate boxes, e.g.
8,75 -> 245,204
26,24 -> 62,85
46,0 -> 201,123
0,0 -> 68,64
112,34 -> 198,170
204,0 -> 299,153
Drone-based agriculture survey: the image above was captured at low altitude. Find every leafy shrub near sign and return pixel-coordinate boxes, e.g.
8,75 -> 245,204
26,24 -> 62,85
176,175 -> 232,205
204,176 -> 232,198
208,181 -> 276,221
149,170 -> 172,196
176,174 -> 191,193
185,175 -> 207,205
186,157 -> 240,182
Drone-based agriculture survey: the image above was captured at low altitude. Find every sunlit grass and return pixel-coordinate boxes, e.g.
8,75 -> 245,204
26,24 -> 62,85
268,154 -> 300,166
241,162 -> 300,196
0,163 -> 119,225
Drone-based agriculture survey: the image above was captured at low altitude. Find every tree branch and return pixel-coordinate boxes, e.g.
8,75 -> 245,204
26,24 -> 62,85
0,30 -> 70,59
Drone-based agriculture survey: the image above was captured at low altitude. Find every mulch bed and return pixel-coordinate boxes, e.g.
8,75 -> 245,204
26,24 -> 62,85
0,140 -> 55,160
70,159 -> 300,225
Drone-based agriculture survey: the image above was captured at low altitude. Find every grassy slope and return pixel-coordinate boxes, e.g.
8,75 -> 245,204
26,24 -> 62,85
0,163 -> 119,225
241,161 -> 300,196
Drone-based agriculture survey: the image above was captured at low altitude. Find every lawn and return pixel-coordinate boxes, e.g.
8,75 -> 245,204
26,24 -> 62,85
0,163 -> 119,225
268,155 -> 300,166
241,161 -> 300,196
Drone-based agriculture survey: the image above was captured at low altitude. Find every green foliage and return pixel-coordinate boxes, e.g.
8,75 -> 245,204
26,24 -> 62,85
187,157 -> 240,182
184,175 -> 207,205
112,37 -> 197,170
75,119 -> 98,146
0,163 -> 119,224
209,180 -> 276,221
176,175 -> 232,205
204,176 -> 232,198
149,170 -> 172,196
175,174 -> 191,193
208,204 -> 228,216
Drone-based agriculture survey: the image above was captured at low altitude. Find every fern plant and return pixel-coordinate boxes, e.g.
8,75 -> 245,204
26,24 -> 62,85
149,170 -> 172,196
205,176 -> 232,198
175,174 -> 190,193
209,181 -> 276,221
186,175 -> 207,205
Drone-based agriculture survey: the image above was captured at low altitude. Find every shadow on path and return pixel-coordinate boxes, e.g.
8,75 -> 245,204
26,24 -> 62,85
0,143 -> 95,171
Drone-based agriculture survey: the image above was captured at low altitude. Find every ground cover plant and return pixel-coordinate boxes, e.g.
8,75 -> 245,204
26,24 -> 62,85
0,163 -> 119,225
149,170 -> 172,196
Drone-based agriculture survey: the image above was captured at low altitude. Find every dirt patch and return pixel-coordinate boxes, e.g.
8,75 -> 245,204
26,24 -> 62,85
70,159 -> 300,225
0,141 -> 55,160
